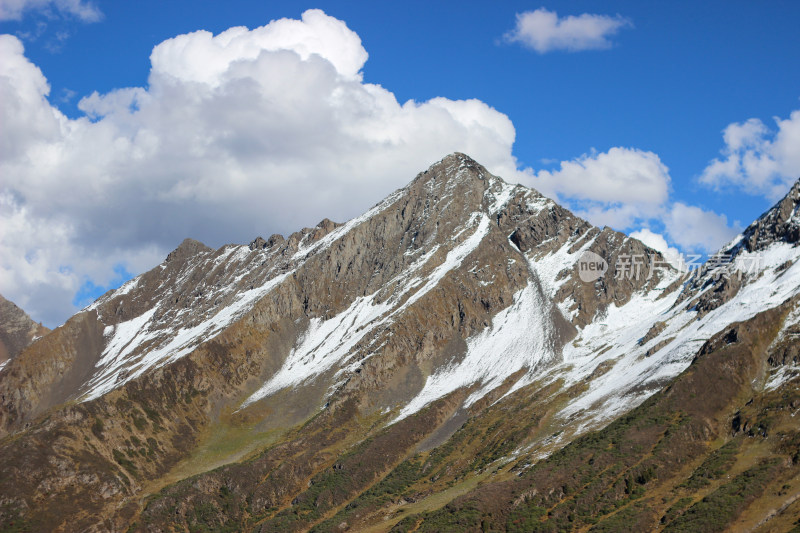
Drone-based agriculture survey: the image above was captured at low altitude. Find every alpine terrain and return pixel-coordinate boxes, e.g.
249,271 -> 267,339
1,153 -> 799,532
0,294 -> 49,370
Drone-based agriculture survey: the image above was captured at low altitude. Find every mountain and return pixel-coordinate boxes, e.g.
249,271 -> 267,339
0,154 -> 798,532
0,293 -> 49,368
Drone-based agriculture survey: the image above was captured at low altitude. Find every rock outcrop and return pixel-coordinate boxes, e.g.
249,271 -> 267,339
0,293 -> 49,366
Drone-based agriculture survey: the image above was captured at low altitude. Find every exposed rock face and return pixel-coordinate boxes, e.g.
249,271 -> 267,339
678,177 -> 800,315
0,293 -> 49,366
736,179 -> 800,252
0,155 -> 798,532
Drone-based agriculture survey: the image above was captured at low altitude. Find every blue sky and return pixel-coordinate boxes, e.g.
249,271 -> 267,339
1,0 -> 799,326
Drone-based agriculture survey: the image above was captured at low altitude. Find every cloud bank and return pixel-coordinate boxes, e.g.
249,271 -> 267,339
504,8 -> 632,53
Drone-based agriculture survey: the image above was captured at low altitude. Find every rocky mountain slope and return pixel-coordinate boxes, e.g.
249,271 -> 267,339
0,293 -> 49,368
0,154 -> 798,532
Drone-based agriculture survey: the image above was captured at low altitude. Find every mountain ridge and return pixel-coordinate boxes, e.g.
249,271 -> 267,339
0,154 -> 799,531
0,293 -> 49,369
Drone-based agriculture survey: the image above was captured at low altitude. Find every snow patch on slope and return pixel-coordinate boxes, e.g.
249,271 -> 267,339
394,275 -> 557,422
546,241 -> 800,431
485,179 -> 517,214
393,247 -> 573,422
528,233 -> 597,319
81,271 -> 291,401
394,213 -> 490,313
243,293 -> 393,405
242,214 -> 492,407
765,364 -> 800,391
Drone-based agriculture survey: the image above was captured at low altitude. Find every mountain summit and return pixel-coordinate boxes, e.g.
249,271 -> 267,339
0,294 -> 49,368
730,178 -> 800,253
1,155 -> 799,532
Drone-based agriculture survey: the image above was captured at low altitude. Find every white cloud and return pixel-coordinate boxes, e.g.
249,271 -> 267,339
628,228 -> 683,268
524,146 -> 738,254
148,10 -> 368,85
664,203 -> 740,253
0,0 -> 101,22
0,10 -> 522,326
526,147 -> 670,227
700,109 -> 800,200
531,147 -> 670,205
575,203 -> 652,232
504,8 -> 631,53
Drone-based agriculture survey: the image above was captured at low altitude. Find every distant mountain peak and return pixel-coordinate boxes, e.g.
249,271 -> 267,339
728,177 -> 800,254
437,151 -> 481,169
165,237 -> 213,263
0,294 -> 49,367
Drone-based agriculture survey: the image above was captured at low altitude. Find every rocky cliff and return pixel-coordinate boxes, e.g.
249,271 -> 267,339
0,293 -> 49,367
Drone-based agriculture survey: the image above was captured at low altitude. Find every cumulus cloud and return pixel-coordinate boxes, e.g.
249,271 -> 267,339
0,10 -> 523,326
527,147 -> 670,227
700,109 -> 800,200
525,146 -> 738,254
0,0 -> 101,22
504,8 -> 631,53
531,147 -> 670,205
664,203 -> 740,253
